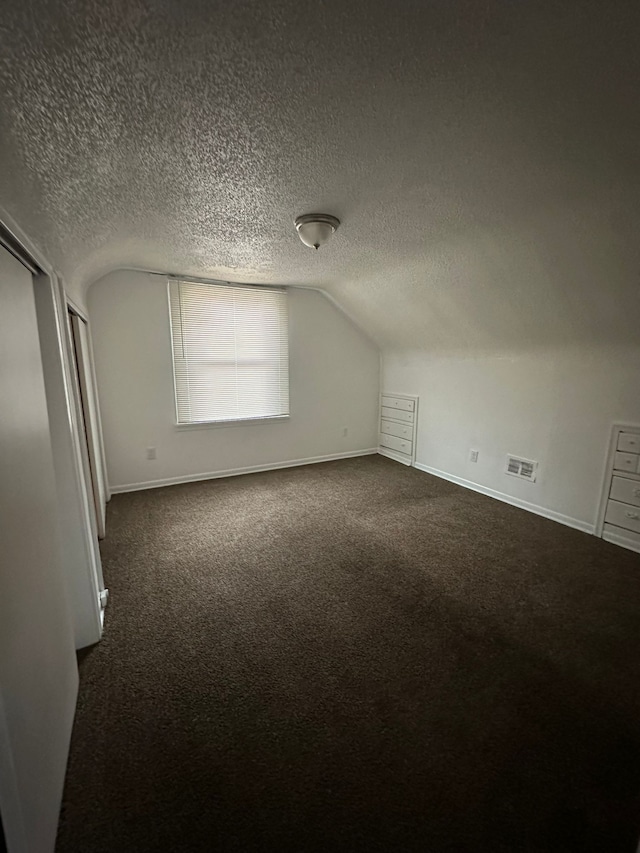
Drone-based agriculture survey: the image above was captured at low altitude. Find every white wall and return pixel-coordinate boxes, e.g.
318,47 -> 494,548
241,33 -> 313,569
88,271 -> 379,491
383,345 -> 640,530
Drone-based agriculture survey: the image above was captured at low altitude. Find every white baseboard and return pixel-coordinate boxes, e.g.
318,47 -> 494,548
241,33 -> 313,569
378,447 -> 412,466
110,449 -> 378,494
602,525 -> 640,554
413,462 -> 594,535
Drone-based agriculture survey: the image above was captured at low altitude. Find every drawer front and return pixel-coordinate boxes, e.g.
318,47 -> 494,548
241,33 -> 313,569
379,432 -> 413,456
380,419 -> 413,440
381,406 -> 414,423
610,476 -> 640,508
618,432 -> 640,453
381,396 -> 414,412
614,451 -> 640,473
605,499 -> 640,534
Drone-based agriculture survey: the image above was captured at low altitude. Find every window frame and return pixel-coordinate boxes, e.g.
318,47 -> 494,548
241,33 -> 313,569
167,278 -> 290,429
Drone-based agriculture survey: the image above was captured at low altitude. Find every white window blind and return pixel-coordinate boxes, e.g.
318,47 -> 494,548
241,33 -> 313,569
168,280 -> 289,424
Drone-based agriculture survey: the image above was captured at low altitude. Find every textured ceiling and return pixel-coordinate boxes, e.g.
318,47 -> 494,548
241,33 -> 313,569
1,0 -> 639,349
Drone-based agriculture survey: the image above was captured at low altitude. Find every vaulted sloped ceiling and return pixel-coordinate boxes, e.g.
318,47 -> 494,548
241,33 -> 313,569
1,0 -> 639,350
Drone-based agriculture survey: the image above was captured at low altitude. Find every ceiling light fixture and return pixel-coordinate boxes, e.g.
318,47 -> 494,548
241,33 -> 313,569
294,213 -> 340,250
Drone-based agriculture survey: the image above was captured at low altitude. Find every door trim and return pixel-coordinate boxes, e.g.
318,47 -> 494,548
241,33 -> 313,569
67,309 -> 106,538
66,300 -> 110,501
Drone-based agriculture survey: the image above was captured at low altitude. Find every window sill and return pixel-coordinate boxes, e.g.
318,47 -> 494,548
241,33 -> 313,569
175,415 -> 290,431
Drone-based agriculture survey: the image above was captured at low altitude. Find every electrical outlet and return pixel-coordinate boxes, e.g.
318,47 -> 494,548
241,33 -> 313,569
342,427 -> 348,437
146,446 -> 157,460
469,449 -> 479,463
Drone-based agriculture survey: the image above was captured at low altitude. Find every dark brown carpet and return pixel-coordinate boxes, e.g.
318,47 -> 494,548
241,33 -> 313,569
56,455 -> 640,852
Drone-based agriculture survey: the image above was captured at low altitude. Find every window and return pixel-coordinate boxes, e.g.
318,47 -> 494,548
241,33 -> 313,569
168,280 -> 289,425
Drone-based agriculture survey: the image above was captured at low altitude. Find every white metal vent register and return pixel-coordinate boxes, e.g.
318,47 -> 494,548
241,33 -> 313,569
505,455 -> 538,481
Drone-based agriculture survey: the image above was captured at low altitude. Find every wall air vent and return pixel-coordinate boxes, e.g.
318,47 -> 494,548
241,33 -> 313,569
505,455 -> 538,482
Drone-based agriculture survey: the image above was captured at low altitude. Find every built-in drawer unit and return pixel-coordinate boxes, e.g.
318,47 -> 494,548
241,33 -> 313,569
598,425 -> 640,554
378,393 -> 418,467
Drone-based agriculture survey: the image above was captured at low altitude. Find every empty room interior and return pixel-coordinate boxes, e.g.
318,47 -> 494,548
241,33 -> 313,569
2,2 -> 640,851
